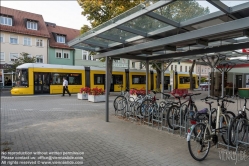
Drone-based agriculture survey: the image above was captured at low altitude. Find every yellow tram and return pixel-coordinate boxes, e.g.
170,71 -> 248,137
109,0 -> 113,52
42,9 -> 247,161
11,63 -> 198,95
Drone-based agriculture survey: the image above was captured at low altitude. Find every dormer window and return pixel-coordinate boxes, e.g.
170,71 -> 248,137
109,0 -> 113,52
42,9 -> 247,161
57,35 -> 65,43
27,21 -> 38,30
0,16 -> 12,26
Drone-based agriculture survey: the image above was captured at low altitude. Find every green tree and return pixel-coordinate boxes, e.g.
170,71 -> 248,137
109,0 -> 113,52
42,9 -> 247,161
150,0 -> 209,90
77,0 -> 144,91
9,52 -> 36,72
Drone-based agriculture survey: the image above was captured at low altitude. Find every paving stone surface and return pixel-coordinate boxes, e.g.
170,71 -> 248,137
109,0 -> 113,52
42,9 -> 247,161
1,91 -> 248,166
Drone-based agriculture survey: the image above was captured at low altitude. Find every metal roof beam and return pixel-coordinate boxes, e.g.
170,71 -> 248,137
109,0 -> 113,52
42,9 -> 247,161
73,45 -> 96,52
148,42 -> 249,60
196,38 -> 208,46
206,0 -> 230,14
97,34 -> 126,43
243,30 -> 249,37
116,25 -> 147,37
164,45 -> 176,51
146,12 -> 180,27
83,40 -> 108,48
94,16 -> 249,59
68,0 -> 175,47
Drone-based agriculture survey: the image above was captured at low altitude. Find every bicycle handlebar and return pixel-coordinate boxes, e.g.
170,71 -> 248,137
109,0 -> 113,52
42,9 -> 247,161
201,96 -> 235,103
183,93 -> 201,97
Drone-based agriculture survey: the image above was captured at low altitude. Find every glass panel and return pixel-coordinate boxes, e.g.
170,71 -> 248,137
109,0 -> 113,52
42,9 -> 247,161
102,28 -> 137,40
70,1 -> 159,44
220,1 -> 248,7
153,0 -> 219,23
124,15 -> 169,33
87,37 -> 115,45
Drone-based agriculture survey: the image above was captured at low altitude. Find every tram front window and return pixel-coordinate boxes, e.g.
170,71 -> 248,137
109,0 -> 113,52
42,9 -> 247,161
15,69 -> 29,87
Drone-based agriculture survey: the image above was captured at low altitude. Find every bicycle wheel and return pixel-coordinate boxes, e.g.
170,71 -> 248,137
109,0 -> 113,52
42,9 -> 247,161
167,105 -> 180,130
220,111 -> 235,145
228,116 -> 248,147
140,99 -> 152,117
188,123 -> 210,161
113,96 -> 127,112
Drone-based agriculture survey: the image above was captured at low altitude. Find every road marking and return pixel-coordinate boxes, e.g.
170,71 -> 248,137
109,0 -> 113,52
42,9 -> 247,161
9,109 -> 17,110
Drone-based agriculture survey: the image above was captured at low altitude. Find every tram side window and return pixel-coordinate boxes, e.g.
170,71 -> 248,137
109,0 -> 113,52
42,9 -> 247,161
51,73 -> 67,85
179,76 -> 190,84
16,69 -> 29,87
114,75 -> 123,84
179,76 -> 196,84
132,75 -> 146,84
94,74 -> 105,84
68,73 -> 82,85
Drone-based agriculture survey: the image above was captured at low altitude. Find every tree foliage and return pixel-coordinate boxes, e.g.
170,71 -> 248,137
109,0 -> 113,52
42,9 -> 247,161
77,0 -> 144,30
150,0 -> 209,90
10,52 -> 36,72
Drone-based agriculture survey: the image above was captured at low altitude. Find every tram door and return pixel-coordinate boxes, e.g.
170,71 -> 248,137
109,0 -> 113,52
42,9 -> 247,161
34,72 -> 50,94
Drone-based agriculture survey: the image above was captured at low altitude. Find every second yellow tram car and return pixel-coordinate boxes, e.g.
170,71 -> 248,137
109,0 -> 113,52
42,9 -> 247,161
11,63 -> 198,95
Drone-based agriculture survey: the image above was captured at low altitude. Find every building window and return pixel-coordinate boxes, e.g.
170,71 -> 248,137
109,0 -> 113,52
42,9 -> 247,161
185,66 -> 187,72
36,55 -> 43,63
10,35 -> 18,44
171,65 -> 173,70
0,16 -> 12,26
82,51 -> 87,60
0,52 -> 5,61
175,65 -> 177,71
132,62 -> 135,68
36,39 -> 43,47
56,51 -> 62,58
63,52 -> 69,59
10,53 -> 18,62
57,35 -> 65,43
27,21 -> 37,30
24,37 -> 31,46
0,34 -> 4,43
180,66 -> 182,72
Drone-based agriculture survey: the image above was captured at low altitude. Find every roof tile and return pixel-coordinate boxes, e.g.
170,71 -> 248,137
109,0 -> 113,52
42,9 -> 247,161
46,22 -> 80,50
0,6 -> 50,38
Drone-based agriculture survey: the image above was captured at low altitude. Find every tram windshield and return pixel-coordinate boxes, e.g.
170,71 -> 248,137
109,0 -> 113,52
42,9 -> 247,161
15,69 -> 29,87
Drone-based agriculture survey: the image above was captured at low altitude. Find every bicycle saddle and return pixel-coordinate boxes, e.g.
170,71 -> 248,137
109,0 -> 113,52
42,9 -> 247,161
198,108 -> 208,114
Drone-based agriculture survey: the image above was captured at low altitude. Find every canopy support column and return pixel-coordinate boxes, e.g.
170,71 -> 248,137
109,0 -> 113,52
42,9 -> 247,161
221,71 -> 224,97
146,60 -> 149,95
105,57 -> 110,122
208,72 -> 210,96
161,63 -> 164,99
233,72 -> 235,96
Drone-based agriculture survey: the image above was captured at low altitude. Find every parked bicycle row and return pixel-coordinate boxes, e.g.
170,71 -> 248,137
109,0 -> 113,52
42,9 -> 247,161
113,90 -> 249,162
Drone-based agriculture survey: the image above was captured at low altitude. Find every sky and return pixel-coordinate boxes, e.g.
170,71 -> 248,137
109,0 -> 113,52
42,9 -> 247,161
1,0 -> 90,30
1,0 -> 247,30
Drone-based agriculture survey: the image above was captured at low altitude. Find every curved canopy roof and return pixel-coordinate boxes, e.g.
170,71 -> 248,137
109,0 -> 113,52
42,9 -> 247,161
68,0 -> 249,61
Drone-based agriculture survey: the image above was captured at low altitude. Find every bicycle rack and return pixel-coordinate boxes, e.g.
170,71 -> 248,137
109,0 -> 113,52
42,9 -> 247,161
152,105 -> 162,130
235,118 -> 249,154
161,103 -> 173,132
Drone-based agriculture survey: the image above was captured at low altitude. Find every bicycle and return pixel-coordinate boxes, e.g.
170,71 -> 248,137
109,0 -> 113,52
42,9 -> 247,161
166,93 -> 201,130
187,96 -> 235,161
228,96 -> 249,147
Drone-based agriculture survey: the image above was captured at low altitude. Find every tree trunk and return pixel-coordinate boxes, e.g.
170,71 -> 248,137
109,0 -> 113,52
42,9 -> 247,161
189,60 -> 196,91
156,68 -> 161,90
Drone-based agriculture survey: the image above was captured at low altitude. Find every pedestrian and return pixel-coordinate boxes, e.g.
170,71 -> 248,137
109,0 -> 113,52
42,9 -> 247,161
62,77 -> 71,96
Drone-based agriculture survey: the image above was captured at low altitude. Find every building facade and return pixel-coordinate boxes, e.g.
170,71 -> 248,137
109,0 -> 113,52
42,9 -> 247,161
0,6 -> 50,87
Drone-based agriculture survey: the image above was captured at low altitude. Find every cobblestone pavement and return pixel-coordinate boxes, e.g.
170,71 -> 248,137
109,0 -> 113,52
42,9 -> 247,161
1,92 -> 248,166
